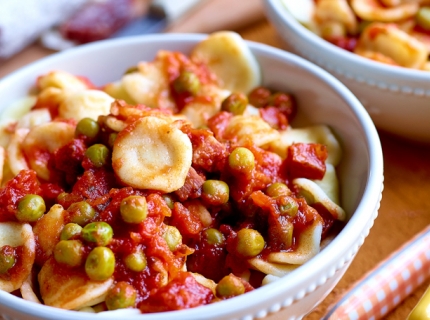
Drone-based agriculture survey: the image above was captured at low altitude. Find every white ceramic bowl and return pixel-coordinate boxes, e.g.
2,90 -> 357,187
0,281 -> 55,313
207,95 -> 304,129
0,34 -> 383,320
265,0 -> 430,144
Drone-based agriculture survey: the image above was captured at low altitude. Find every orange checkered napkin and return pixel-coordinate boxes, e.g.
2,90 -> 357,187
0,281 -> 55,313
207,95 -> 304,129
324,225 -> 430,320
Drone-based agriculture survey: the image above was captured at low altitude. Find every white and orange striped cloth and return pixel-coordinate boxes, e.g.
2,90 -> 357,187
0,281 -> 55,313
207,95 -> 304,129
324,224 -> 430,320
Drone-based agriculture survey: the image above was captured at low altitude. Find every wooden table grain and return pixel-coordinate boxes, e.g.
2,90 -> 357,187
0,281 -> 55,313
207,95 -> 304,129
1,15 -> 430,320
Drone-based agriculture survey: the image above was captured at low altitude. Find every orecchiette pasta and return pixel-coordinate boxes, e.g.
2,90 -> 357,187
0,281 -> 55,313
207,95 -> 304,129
247,257 -> 300,277
38,257 -> 114,309
0,32 -> 346,315
22,122 -> 75,181
0,222 -> 35,292
6,128 -> 30,176
190,31 -> 262,93
283,0 -> 430,70
267,218 -> 324,265
355,22 -> 428,68
58,90 -> 114,122
223,115 -> 281,147
16,108 -> 51,130
315,0 -> 358,34
351,0 -> 418,22
37,70 -> 91,92
112,116 -> 193,193
121,65 -> 173,109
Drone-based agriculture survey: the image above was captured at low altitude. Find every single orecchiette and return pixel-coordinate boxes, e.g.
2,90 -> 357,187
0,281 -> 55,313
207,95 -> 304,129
312,163 -> 341,205
381,0 -> 430,5
112,116 -> 192,192
16,108 -> 52,129
121,55 -> 175,110
180,100 -> 220,129
354,22 -> 429,69
58,90 -> 114,122
102,80 -> 136,105
247,257 -> 299,277
0,222 -> 35,293
191,273 -> 217,295
38,257 -> 113,310
20,275 -> 41,304
22,122 -> 75,181
314,0 -> 358,34
37,70 -> 91,92
351,0 -> 419,22
190,31 -> 261,94
267,218 -> 323,265
33,204 -> 66,265
6,128 -> 30,176
223,115 -> 281,147
293,178 -> 346,221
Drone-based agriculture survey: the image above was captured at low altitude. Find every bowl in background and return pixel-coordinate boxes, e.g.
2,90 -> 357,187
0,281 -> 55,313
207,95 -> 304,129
265,0 -> 430,144
0,33 -> 383,320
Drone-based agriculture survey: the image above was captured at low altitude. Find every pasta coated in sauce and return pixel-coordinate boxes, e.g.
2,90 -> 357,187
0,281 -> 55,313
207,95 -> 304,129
0,32 -> 345,314
283,0 -> 430,70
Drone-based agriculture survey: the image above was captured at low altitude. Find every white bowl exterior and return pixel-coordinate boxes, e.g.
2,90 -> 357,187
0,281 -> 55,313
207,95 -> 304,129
265,0 -> 430,143
0,34 -> 383,320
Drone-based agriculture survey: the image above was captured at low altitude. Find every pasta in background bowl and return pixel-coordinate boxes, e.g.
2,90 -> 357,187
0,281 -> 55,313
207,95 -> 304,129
265,0 -> 430,144
0,33 -> 383,320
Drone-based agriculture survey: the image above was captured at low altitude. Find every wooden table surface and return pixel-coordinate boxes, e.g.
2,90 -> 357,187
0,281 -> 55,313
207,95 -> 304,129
1,5 -> 430,319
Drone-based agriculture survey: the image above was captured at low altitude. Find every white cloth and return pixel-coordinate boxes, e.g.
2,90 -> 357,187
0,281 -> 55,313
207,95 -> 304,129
0,0 -> 88,58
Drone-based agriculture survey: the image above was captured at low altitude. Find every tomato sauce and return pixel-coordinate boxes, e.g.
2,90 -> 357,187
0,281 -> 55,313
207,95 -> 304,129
0,47 -> 345,314
0,170 -> 42,221
139,271 -> 214,313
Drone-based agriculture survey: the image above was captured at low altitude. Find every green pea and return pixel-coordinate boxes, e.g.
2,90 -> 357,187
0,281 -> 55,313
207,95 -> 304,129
68,201 -> 96,226
266,182 -> 291,198
216,274 -> 245,298
92,303 -> 108,313
0,246 -> 16,274
60,223 -> 83,240
124,66 -> 138,75
85,144 -> 109,168
75,117 -> 100,140
16,194 -> 46,222
417,7 -> 430,31
85,247 -> 115,281
163,225 -> 182,251
105,281 -> 137,310
82,222 -> 113,246
221,93 -> 248,115
124,249 -> 147,272
54,240 -> 84,267
320,21 -> 346,39
299,189 -> 315,205
173,70 -> 200,95
358,20 -> 372,34
228,147 -> 255,173
120,195 -> 148,224
281,221 -> 294,248
162,194 -> 175,210
235,228 -> 265,258
201,180 -> 229,205
277,196 -> 298,217
204,228 -> 225,245
108,133 -> 117,148
57,192 -> 68,202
